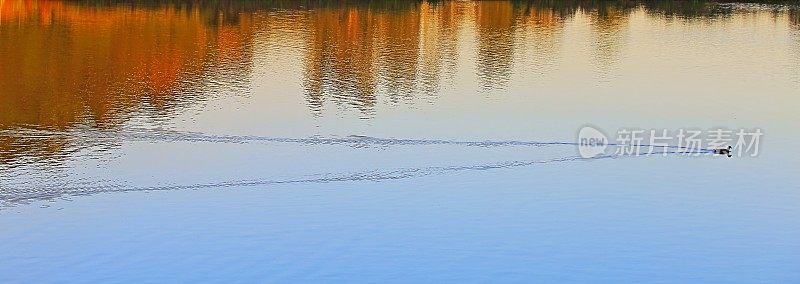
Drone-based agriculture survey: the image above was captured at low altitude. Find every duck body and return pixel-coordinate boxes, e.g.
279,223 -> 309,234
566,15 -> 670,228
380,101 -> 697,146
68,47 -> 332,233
713,146 -> 733,157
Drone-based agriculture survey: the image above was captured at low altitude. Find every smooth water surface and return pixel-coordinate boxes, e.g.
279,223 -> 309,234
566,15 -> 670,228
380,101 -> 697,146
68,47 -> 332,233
1,0 -> 799,282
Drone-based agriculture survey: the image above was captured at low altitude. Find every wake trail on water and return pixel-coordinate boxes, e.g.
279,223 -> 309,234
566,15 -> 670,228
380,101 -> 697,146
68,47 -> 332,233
0,127 -> 716,207
0,127 -> 713,151
0,150 -> 711,207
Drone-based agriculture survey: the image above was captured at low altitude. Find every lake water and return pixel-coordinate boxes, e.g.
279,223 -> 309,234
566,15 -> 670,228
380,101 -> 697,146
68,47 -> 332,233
1,0 -> 799,282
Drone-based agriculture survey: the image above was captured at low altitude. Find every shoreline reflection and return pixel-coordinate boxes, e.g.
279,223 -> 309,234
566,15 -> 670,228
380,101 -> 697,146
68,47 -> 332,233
0,0 -> 797,164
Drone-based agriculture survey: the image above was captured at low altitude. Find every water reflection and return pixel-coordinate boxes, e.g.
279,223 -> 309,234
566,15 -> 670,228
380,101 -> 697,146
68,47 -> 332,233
0,0 -> 256,163
0,0 -> 798,165
793,8 -> 800,26
303,6 -> 380,116
473,1 -> 514,91
588,4 -> 630,82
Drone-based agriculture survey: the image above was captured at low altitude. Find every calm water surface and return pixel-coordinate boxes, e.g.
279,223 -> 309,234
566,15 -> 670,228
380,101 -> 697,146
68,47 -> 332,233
1,0 -> 799,282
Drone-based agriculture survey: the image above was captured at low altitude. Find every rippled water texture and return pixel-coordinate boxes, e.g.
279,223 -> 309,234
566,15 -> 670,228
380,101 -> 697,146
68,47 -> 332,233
1,1 -> 799,282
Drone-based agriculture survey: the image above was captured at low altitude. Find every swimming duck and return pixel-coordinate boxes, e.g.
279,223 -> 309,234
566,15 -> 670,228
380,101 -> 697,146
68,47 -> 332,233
713,146 -> 732,157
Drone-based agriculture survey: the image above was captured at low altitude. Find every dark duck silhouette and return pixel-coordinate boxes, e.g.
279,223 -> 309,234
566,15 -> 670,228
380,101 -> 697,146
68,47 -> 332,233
713,146 -> 732,157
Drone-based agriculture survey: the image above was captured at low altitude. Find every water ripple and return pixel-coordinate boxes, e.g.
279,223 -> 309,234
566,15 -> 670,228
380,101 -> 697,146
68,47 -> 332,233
0,154 -> 608,207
